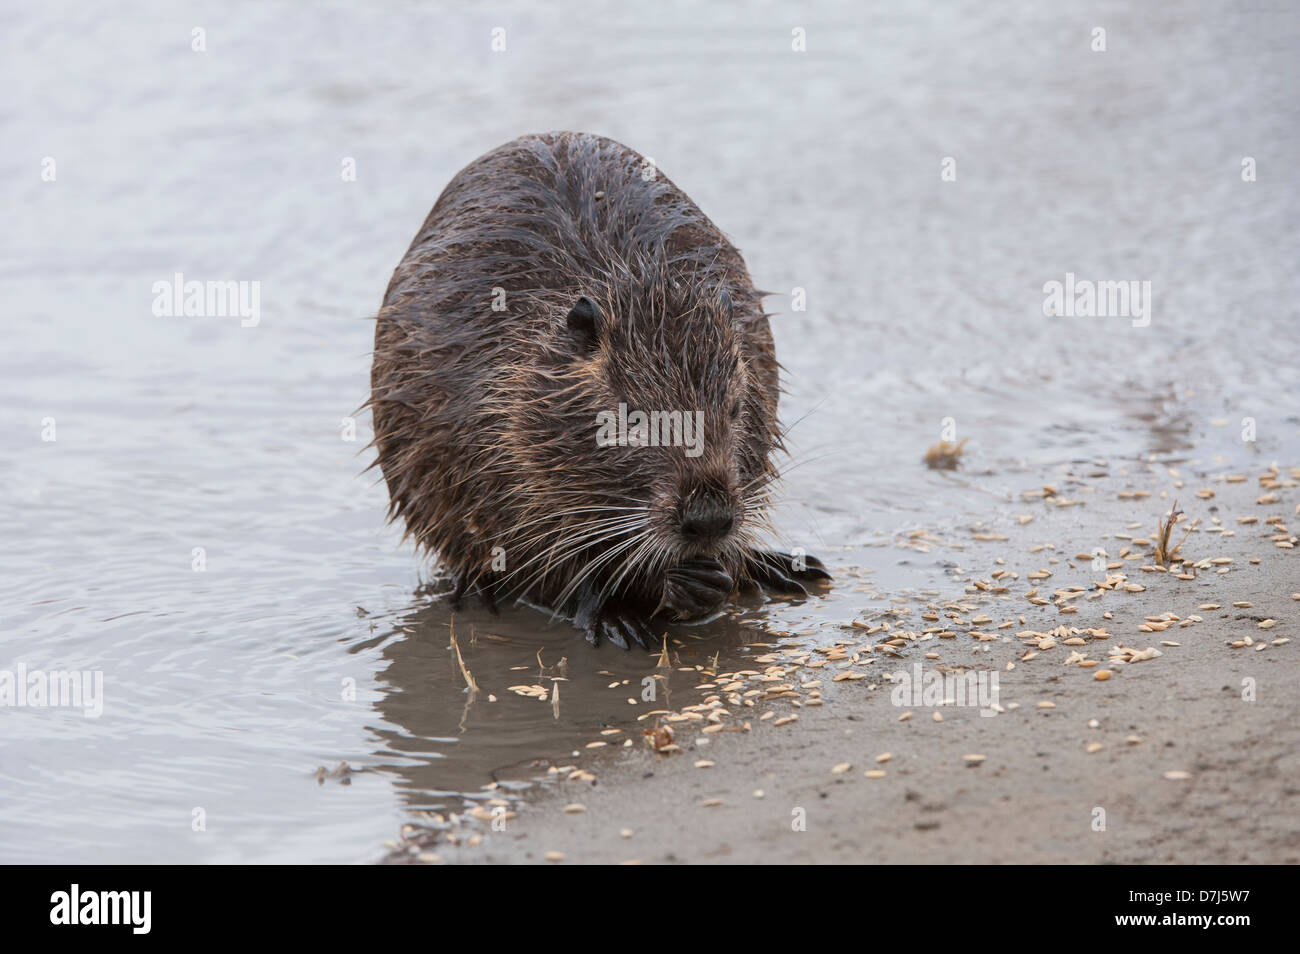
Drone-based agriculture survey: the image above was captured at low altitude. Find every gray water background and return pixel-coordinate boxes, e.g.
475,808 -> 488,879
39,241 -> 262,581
1,0 -> 1296,862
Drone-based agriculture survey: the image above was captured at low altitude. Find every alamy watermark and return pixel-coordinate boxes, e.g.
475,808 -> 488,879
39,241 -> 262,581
1042,272 -> 1151,328
595,403 -> 704,458
152,272 -> 260,327
1,664 -> 103,718
889,663 -> 1000,718
50,884 -> 150,934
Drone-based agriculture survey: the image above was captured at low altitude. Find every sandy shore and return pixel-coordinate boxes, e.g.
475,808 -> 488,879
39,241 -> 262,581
394,459 -> 1298,864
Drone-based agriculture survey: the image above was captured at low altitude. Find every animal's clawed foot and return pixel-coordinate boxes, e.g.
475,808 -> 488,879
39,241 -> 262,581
567,551 -> 830,650
744,549 -> 832,597
658,558 -> 735,622
574,593 -> 660,650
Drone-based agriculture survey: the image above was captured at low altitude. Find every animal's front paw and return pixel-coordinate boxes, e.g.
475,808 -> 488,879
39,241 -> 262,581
744,550 -> 832,597
573,593 -> 659,650
658,558 -> 734,621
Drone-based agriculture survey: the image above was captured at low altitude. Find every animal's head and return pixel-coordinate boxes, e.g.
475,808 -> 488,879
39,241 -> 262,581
501,258 -> 779,604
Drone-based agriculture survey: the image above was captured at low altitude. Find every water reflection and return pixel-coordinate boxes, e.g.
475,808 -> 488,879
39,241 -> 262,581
367,588 -> 794,812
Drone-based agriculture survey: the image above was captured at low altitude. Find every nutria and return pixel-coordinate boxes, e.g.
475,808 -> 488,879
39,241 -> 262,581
368,131 -> 828,647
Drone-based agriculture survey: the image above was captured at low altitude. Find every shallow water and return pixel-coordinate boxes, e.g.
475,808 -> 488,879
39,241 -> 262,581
2,0 -> 1297,862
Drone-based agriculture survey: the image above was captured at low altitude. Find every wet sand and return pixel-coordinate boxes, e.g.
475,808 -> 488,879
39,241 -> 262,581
393,461 -> 1299,864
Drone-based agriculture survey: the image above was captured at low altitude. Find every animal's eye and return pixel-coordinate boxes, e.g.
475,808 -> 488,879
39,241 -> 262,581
730,399 -> 741,420
566,296 -> 602,353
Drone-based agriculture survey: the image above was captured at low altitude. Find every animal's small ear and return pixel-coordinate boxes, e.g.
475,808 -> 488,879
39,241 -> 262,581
718,288 -> 734,321
566,295 -> 602,351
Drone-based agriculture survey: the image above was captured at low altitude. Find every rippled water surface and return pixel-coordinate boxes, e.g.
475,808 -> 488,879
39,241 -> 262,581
2,1 -> 1297,861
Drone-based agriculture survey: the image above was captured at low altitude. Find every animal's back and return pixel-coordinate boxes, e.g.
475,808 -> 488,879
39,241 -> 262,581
380,131 -> 750,335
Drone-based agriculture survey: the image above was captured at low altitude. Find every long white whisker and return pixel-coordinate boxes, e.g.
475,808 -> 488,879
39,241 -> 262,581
498,514 -> 650,593
552,525 -> 654,610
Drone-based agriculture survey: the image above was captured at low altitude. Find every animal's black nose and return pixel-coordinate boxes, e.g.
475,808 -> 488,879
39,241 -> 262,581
679,493 -> 734,544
